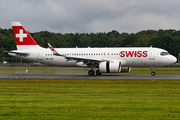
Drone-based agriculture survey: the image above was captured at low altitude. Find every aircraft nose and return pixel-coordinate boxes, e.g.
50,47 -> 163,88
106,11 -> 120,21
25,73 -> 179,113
171,56 -> 177,63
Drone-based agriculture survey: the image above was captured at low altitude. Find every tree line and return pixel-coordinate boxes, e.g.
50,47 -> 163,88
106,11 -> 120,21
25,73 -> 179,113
0,28 -> 180,63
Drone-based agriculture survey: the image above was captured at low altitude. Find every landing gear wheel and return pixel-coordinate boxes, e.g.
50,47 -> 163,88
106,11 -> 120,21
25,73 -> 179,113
88,70 -> 94,76
151,72 -> 155,76
96,70 -> 102,76
151,66 -> 155,76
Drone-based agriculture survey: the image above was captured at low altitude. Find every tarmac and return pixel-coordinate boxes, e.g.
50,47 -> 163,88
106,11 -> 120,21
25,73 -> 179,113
0,74 -> 180,80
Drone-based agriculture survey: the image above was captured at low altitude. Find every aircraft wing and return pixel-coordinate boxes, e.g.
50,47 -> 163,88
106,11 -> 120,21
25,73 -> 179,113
65,56 -> 103,63
48,43 -> 105,64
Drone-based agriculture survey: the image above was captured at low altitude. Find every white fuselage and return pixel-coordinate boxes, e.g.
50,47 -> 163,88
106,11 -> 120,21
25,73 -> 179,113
9,22 -> 177,76
9,47 -> 177,67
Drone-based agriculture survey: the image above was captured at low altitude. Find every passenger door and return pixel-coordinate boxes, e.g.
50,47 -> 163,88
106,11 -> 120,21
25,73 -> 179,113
149,49 -> 155,60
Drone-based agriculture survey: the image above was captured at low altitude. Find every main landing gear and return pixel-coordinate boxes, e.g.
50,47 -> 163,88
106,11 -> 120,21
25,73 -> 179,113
88,70 -> 94,76
151,66 -> 155,76
96,70 -> 102,76
88,70 -> 102,76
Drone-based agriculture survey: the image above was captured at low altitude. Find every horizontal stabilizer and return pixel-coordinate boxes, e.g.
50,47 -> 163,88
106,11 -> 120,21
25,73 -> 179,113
7,50 -> 29,56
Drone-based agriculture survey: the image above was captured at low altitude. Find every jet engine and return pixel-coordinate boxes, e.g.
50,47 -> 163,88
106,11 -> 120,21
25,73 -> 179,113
120,66 -> 131,73
99,61 -> 131,73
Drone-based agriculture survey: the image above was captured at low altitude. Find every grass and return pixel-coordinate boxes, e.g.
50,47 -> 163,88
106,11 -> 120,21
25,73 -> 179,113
0,66 -> 180,74
0,79 -> 180,120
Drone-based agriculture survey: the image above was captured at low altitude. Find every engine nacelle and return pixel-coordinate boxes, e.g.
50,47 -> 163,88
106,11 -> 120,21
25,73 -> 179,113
99,61 -> 121,73
99,61 -> 131,73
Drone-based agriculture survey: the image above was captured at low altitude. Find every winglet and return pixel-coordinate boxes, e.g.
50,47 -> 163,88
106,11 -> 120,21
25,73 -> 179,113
48,43 -> 63,56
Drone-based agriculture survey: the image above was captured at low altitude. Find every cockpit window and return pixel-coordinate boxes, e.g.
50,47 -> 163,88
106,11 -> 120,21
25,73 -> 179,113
160,52 -> 169,56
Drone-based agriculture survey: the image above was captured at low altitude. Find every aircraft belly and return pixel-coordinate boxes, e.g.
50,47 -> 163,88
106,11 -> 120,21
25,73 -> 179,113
58,60 -> 76,67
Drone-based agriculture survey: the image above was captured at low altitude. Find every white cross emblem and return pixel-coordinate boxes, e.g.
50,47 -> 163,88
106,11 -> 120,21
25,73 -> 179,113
16,29 -> 27,42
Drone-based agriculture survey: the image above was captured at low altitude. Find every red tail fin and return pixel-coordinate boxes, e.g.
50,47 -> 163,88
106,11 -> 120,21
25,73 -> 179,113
11,22 -> 40,50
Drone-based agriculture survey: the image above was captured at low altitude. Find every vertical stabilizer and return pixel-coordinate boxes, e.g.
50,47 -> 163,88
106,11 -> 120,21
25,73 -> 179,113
11,22 -> 41,50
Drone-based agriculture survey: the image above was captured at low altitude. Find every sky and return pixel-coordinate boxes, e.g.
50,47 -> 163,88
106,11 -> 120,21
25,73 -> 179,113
0,0 -> 180,34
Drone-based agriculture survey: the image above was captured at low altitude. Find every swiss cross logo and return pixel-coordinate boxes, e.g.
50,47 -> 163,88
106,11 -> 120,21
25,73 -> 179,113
16,29 -> 27,42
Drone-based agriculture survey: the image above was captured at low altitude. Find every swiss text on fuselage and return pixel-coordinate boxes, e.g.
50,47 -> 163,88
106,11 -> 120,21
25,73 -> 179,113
120,51 -> 148,57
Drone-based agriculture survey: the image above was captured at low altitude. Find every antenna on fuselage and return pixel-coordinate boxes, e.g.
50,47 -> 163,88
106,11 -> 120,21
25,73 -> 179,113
150,45 -> 152,48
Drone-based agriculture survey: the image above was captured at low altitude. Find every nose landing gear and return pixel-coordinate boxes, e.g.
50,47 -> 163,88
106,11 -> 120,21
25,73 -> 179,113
151,66 -> 155,76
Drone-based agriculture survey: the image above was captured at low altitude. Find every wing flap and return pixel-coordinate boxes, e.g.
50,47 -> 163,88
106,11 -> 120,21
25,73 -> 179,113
66,56 -> 103,62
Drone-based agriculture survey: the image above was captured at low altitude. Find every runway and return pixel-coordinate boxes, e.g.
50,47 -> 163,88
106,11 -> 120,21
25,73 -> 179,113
0,74 -> 180,80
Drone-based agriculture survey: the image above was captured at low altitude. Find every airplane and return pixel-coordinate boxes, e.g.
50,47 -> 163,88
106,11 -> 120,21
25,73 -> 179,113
8,22 -> 177,76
